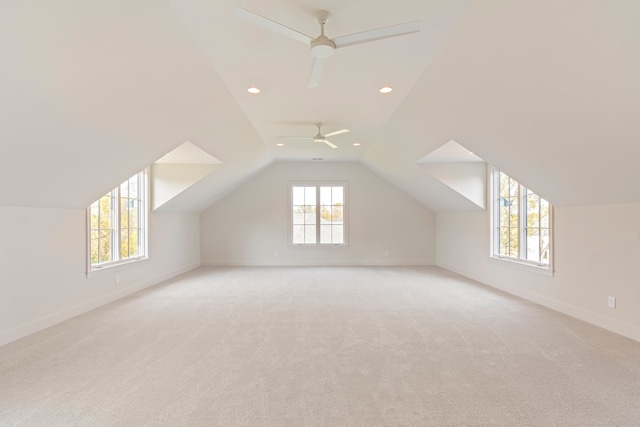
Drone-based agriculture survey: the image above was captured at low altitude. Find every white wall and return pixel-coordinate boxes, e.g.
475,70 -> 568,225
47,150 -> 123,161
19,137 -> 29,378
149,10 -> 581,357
201,162 -> 436,266
0,206 -> 200,347
418,162 -> 486,209
151,163 -> 219,210
436,204 -> 640,342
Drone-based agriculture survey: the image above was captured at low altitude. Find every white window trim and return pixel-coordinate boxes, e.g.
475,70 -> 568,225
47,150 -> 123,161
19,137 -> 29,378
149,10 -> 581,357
86,169 -> 150,277
288,181 -> 348,247
489,167 -> 554,276
85,257 -> 150,279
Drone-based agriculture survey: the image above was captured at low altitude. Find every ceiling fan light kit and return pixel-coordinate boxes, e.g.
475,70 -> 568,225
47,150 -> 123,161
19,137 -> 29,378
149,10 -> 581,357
310,38 -> 335,59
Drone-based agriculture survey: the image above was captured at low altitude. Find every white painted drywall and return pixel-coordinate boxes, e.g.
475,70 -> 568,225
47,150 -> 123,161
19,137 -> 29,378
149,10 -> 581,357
0,206 -> 200,347
201,162 -> 436,266
418,162 -> 486,209
436,205 -> 640,342
151,163 -> 219,210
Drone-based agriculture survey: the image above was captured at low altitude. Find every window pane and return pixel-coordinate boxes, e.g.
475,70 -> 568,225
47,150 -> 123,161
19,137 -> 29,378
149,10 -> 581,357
120,181 -> 128,198
129,204 -> 139,228
120,199 -> 130,228
293,225 -> 304,244
304,206 -> 316,224
332,187 -> 343,204
499,227 -> 509,256
509,227 -> 519,257
320,186 -> 332,205
90,233 -> 99,264
320,224 -> 332,243
128,228 -> 139,258
90,203 -> 99,229
499,173 -> 510,198
290,183 -> 345,246
492,169 -> 551,266
509,201 -> 519,228
332,204 -> 343,224
509,177 -> 518,197
540,199 -> 550,228
128,176 -> 139,199
88,170 -> 147,269
99,195 -> 113,229
304,225 -> 316,244
540,229 -> 550,264
526,228 -> 540,262
332,225 -> 344,244
293,207 -> 305,225
500,206 -> 509,227
304,187 -> 316,205
292,187 -> 305,205
320,206 -> 332,224
99,230 -> 112,263
120,229 -> 130,259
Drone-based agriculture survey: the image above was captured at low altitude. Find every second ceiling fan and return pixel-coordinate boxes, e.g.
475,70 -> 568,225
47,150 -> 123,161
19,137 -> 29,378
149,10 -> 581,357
277,124 -> 349,149
236,7 -> 421,87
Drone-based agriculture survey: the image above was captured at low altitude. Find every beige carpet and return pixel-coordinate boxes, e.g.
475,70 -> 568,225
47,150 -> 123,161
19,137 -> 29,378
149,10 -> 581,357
1,266 -> 639,426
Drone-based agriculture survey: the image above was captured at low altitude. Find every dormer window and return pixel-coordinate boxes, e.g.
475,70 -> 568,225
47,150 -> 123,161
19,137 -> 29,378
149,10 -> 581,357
87,169 -> 149,274
490,168 -> 552,270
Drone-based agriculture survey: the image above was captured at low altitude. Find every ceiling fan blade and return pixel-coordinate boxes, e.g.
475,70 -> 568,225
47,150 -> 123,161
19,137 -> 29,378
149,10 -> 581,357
236,7 -> 313,45
333,21 -> 421,49
323,139 -> 338,149
324,129 -> 350,137
308,57 -> 324,88
276,136 -> 314,140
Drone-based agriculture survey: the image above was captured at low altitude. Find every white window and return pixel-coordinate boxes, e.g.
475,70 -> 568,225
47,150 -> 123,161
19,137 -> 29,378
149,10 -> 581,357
290,182 -> 347,246
88,169 -> 148,272
491,168 -> 552,268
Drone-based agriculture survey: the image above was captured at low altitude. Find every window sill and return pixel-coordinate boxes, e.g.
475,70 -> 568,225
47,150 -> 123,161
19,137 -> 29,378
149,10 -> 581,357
490,255 -> 554,277
86,257 -> 149,279
288,244 -> 348,249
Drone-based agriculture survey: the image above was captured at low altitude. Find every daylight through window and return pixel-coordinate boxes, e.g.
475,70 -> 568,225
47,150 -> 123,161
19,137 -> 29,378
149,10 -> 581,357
88,169 -> 148,271
491,169 -> 552,267
290,183 -> 347,245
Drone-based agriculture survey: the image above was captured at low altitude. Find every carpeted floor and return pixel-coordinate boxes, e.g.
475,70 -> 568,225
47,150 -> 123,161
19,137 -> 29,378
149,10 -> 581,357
1,266 -> 639,426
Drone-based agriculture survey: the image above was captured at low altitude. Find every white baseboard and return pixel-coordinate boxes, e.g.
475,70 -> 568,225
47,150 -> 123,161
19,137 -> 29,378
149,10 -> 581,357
0,262 -> 200,348
201,259 -> 432,267
438,262 -> 640,343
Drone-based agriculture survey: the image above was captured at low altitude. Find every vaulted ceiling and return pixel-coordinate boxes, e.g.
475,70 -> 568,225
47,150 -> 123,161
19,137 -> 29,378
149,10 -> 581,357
2,1 -> 639,213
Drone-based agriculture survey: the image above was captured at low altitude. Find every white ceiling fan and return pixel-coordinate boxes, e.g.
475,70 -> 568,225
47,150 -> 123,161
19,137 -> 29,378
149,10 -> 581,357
277,124 -> 349,149
236,7 -> 420,87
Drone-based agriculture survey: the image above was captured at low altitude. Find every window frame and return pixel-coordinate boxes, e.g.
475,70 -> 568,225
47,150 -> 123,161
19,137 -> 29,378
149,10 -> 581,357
489,167 -> 553,274
87,169 -> 149,276
288,181 -> 348,247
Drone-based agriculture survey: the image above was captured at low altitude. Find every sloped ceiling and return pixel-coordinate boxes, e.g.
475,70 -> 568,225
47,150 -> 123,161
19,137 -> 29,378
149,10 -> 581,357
0,0 -> 270,211
1,1 -> 639,212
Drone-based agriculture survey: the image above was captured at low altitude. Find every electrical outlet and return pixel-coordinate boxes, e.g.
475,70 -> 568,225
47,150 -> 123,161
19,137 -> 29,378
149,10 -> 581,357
608,296 -> 616,308
115,274 -> 120,284
384,250 -> 389,257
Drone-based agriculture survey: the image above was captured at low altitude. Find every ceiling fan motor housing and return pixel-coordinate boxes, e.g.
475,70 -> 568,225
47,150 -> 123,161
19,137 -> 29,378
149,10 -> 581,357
311,37 -> 335,58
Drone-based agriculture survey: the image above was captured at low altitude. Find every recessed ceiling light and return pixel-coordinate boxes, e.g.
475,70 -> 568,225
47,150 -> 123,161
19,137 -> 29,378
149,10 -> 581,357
379,86 -> 393,94
247,87 -> 261,94
276,143 -> 284,147
353,142 -> 361,146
